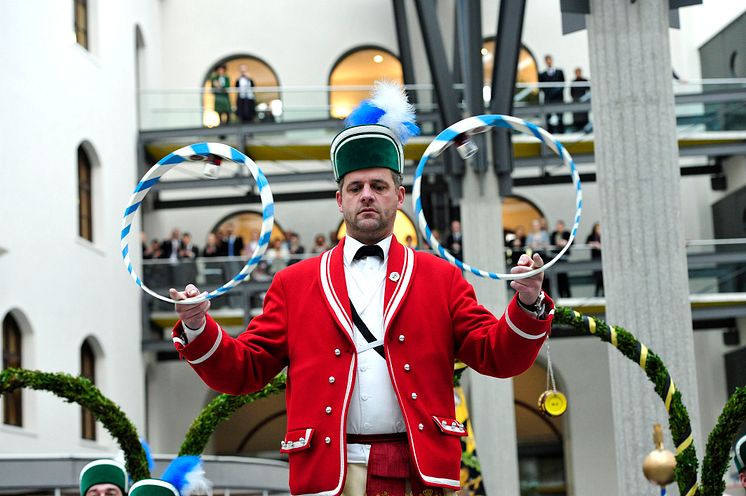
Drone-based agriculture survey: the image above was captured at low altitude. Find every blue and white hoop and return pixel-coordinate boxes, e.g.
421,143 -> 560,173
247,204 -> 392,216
412,114 -> 582,280
120,142 -> 274,304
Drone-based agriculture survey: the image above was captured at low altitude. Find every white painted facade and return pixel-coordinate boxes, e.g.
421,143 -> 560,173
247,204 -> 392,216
1,0 -> 744,493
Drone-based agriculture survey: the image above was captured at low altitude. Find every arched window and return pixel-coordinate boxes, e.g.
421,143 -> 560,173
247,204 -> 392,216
74,0 -> 89,50
212,211 -> 287,251
481,39 -> 540,104
502,195 -> 544,236
78,145 -> 94,242
2,314 -> 23,427
80,339 -> 96,440
201,56 -> 281,127
328,46 -> 403,119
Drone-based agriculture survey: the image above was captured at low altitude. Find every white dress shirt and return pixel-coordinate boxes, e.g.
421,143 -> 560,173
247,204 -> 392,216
183,234 -> 407,464
343,235 -> 406,464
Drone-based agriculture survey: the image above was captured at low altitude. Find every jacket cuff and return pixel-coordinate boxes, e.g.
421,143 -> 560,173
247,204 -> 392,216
505,294 -> 554,340
172,314 -> 223,364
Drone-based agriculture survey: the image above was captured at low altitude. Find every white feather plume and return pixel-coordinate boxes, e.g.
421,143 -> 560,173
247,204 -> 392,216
182,465 -> 212,496
368,81 -> 418,142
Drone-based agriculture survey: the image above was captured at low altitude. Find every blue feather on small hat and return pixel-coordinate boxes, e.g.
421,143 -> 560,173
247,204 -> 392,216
161,456 -> 212,496
345,81 -> 420,144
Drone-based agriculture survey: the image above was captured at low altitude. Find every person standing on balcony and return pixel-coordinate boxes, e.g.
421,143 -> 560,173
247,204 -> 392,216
445,220 -> 464,261
211,65 -> 231,125
570,67 -> 590,132
218,223 -> 243,258
538,54 -> 566,134
161,228 -> 182,263
550,220 -> 572,298
586,222 -> 603,297
168,82 -> 554,496
235,64 -> 256,123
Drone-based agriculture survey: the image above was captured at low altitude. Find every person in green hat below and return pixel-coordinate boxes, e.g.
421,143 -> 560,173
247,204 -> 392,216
128,455 -> 211,496
736,434 -> 746,490
79,459 -> 128,496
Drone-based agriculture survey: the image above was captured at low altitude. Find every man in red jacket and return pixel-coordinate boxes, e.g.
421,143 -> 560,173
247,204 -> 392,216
170,86 -> 553,496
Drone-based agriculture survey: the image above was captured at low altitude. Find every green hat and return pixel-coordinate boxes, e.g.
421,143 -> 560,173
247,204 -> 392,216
736,434 -> 746,473
330,81 -> 419,182
129,479 -> 180,496
331,124 -> 404,181
80,459 -> 128,495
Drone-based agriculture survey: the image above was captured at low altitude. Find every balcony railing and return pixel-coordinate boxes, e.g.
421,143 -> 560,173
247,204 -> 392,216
140,238 -> 746,349
138,79 -> 746,135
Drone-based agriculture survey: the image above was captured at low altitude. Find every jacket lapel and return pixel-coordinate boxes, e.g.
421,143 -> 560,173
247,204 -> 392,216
383,235 -> 416,333
318,238 -> 354,341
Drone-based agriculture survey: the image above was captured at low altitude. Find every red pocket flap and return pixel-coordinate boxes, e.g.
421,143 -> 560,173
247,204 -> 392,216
432,416 -> 468,436
280,427 -> 314,453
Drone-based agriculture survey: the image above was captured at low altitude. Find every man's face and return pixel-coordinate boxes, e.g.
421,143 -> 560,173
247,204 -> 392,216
740,470 -> 746,489
336,168 -> 404,244
85,483 -> 123,496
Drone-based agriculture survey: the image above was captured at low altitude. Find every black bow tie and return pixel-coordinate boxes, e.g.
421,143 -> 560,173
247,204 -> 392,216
354,245 -> 384,261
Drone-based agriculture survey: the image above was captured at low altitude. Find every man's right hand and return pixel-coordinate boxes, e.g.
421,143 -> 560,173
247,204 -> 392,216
169,284 -> 210,330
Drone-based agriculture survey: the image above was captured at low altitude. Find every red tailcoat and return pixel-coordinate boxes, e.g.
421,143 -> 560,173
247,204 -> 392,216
173,236 -> 554,495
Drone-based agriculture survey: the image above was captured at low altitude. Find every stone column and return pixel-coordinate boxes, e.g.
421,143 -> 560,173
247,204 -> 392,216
460,163 -> 520,496
586,2 -> 701,494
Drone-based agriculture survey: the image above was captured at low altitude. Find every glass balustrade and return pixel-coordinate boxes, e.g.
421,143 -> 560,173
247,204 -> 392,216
140,238 -> 746,316
138,80 -> 746,134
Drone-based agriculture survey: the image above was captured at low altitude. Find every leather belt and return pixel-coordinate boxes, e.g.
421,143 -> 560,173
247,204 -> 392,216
347,432 -> 407,444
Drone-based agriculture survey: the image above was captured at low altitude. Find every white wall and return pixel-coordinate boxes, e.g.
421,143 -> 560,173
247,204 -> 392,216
147,361 -> 212,453
0,0 -> 162,453
550,338 -> 619,495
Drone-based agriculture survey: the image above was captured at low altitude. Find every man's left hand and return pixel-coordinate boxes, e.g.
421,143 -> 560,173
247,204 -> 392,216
510,253 -> 544,305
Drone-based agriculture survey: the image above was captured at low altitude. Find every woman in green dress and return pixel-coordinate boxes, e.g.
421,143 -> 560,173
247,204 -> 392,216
211,65 -> 231,125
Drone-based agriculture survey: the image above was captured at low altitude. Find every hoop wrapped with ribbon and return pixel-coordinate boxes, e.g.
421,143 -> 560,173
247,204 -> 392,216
120,142 -> 274,305
412,115 -> 582,280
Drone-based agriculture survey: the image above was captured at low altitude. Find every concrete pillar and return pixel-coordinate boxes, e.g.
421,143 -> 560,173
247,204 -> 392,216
586,2 -> 702,494
460,164 -> 520,496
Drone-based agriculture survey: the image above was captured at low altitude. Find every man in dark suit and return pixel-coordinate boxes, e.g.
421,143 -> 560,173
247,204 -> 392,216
219,223 -> 244,257
538,55 -> 566,134
160,228 -> 182,262
570,67 -> 590,132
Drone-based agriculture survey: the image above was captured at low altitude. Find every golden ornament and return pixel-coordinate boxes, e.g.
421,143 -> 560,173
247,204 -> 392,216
642,424 -> 676,486
538,390 -> 567,417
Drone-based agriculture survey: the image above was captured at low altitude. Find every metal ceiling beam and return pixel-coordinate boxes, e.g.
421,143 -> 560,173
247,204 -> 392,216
456,0 -> 487,174
490,0 -> 526,196
391,0 -> 418,105
413,0 -> 464,200
413,1 -> 460,127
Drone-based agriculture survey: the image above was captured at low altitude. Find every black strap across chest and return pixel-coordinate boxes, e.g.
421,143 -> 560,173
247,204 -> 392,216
349,299 -> 386,360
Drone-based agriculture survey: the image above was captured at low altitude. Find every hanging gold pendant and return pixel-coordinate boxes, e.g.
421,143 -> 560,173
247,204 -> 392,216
538,390 -> 568,417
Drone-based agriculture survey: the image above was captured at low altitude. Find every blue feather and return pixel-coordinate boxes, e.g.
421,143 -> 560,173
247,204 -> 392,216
161,456 -> 201,494
402,121 -> 421,142
140,439 -> 156,472
345,101 -> 385,127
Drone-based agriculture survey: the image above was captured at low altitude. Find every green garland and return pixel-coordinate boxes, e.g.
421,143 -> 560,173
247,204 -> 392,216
553,307 -> 699,496
179,373 -> 287,456
700,386 -> 746,496
0,368 -> 149,481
